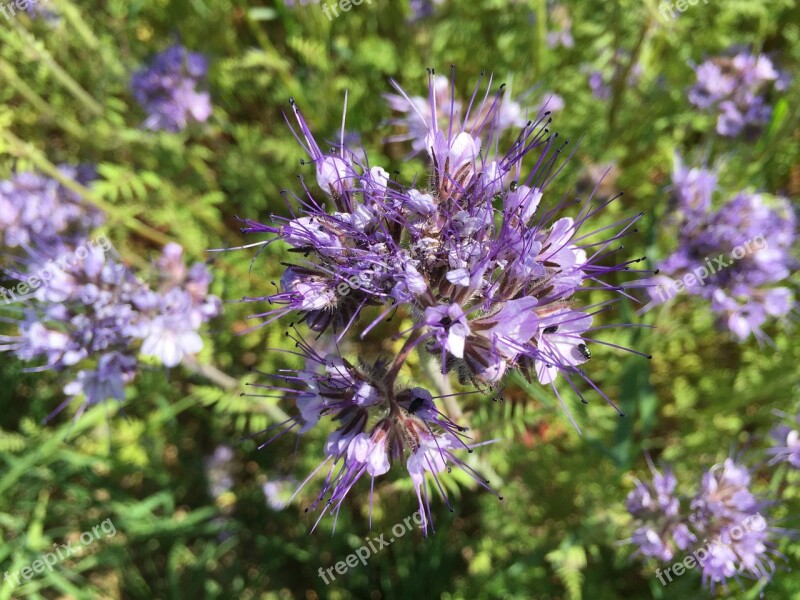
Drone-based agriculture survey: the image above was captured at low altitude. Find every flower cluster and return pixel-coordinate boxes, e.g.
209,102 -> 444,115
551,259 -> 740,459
645,155 -> 797,341
688,51 -> 788,137
626,464 -> 694,561
130,44 -> 212,132
385,74 -> 563,156
628,456 -> 780,593
0,241 -> 221,419
0,166 -> 220,420
0,166 -> 103,252
242,70 -> 646,532
252,342 -> 493,533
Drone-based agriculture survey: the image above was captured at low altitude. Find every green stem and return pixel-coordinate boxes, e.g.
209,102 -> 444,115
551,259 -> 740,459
48,0 -> 125,76
534,0 -> 547,76
0,56 -> 86,139
608,16 -> 651,133
7,19 -> 105,117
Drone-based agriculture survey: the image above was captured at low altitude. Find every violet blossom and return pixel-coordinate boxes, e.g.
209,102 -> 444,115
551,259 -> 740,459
240,68 -> 649,533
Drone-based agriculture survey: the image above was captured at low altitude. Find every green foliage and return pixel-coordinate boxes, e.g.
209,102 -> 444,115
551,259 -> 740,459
0,0 -> 799,598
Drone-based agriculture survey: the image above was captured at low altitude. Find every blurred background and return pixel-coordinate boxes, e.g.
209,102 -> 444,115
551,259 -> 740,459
0,0 -> 799,598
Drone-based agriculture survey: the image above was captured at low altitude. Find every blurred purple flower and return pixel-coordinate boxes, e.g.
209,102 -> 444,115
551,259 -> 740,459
767,409 -> 800,469
0,237 -> 221,421
131,45 -> 212,132
585,50 -> 642,100
628,455 -> 782,594
689,51 -> 788,138
643,156 -> 797,341
408,0 -> 444,21
689,459 -> 778,593
0,166 -> 102,251
546,6 -> 574,49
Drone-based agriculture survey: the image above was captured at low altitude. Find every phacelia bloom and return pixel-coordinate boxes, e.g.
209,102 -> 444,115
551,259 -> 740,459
130,45 -> 212,132
767,409 -> 800,469
24,0 -> 59,23
688,51 -> 788,137
0,242 -> 221,420
240,68 -> 649,532
643,155 -> 797,341
628,456 -> 782,594
385,73 -> 562,156
626,461 -> 694,562
250,338 -> 496,535
0,166 -> 102,252
688,459 -> 779,593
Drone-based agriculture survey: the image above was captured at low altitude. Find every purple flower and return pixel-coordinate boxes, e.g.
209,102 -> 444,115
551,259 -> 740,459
0,166 -> 102,251
384,74 -> 556,156
689,459 -> 778,593
242,69 -> 648,532
1,241 -> 221,421
627,455 -> 782,594
62,352 -> 137,412
204,445 -> 236,499
253,343 -> 495,535
408,0 -> 444,21
424,303 -> 471,359
644,156 -> 797,340
585,50 -> 642,100
689,51 -> 787,138
130,45 -> 212,132
626,462 -> 690,562
767,409 -> 800,469
546,5 -> 574,49
24,0 -> 60,23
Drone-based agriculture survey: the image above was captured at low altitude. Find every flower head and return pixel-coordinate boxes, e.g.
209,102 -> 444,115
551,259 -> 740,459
1,240 -> 220,421
644,156 -> 797,341
252,336 -> 495,535
689,51 -> 788,137
131,45 -> 212,132
627,455 -> 783,594
0,166 -> 102,251
242,69 -> 648,532
767,409 -> 800,469
689,459 -> 778,593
